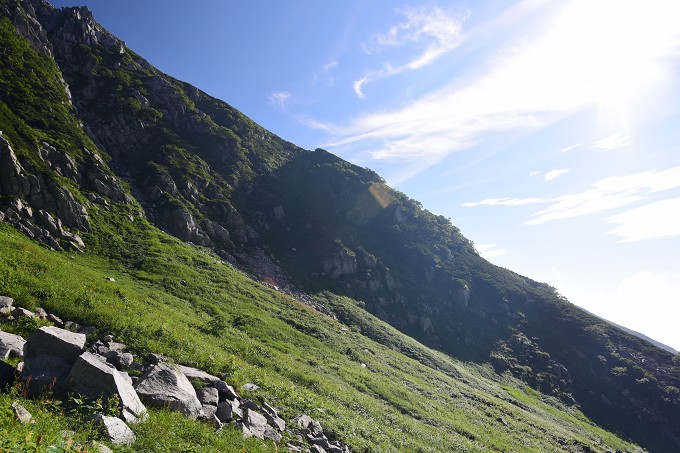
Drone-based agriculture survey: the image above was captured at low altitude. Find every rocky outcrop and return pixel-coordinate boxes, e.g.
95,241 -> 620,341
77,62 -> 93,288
0,137 -> 90,251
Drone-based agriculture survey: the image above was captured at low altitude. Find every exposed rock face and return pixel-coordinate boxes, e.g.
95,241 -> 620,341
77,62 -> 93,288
134,362 -> 203,419
0,137 -> 90,251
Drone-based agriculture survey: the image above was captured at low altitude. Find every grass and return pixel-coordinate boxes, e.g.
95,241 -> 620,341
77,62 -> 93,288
0,218 -> 643,452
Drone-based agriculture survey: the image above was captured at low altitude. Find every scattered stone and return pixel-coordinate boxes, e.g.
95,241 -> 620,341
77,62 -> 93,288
134,362 -> 203,419
90,441 -> 114,453
310,445 -> 327,453
295,414 -> 314,429
177,364 -> 220,385
238,409 -> 281,443
33,307 -> 47,319
11,401 -> 33,424
47,313 -> 64,327
241,383 -> 259,392
201,403 -> 217,419
262,401 -> 285,431
102,334 -> 114,343
66,351 -> 147,423
213,380 -> 239,400
105,277 -> 115,282
216,399 -> 242,422
12,307 -> 35,318
196,386 -> 219,406
93,414 -> 136,445
105,350 -> 133,370
0,330 -> 26,359
497,416 -> 509,427
286,444 -> 304,452
147,353 -> 164,364
0,295 -> 13,314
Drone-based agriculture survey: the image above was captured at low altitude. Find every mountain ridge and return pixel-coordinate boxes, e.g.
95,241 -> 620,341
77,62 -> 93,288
1,0 -> 679,451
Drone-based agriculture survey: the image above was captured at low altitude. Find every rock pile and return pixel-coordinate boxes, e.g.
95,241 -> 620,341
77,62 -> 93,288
0,295 -> 352,452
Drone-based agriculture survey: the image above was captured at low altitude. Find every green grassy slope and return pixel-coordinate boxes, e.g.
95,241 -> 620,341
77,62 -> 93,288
0,221 -> 642,452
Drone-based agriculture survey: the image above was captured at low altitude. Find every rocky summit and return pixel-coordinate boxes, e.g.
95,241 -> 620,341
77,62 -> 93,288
0,0 -> 679,451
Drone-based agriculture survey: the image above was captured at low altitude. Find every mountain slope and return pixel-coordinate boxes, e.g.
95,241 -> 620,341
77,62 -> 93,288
0,0 -> 679,451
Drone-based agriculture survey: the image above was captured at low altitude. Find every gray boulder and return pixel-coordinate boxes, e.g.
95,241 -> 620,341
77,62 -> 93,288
177,364 -> 220,385
216,399 -> 242,423
0,330 -> 26,359
214,380 -> 239,401
24,326 -> 85,364
238,409 -> 281,443
92,414 -> 136,445
134,362 -> 203,419
66,352 -> 147,423
196,387 -> 219,406
0,296 -> 13,314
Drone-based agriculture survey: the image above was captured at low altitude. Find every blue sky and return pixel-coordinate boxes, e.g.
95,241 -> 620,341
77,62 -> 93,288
52,0 -> 680,350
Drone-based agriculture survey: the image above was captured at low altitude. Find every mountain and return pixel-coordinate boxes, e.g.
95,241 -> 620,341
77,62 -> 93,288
1,0 -> 679,451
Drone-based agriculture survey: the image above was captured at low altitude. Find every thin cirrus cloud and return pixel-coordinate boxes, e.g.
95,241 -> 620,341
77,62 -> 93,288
463,166 -> 680,229
316,0 -> 680,183
475,243 -> 508,258
605,198 -> 680,242
268,90 -> 292,109
353,5 -> 465,98
544,168 -> 570,181
593,132 -> 631,151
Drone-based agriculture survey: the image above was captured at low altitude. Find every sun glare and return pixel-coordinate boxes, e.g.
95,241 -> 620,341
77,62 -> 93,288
555,0 -> 680,122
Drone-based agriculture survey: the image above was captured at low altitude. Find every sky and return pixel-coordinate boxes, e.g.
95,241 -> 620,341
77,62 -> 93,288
51,0 -> 680,351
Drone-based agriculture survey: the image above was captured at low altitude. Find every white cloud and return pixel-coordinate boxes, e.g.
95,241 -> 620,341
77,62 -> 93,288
573,271 -> 680,351
593,132 -> 631,151
268,91 -> 292,109
525,166 -> 680,225
320,0 -> 680,179
475,243 -> 508,258
464,166 -> 680,226
559,143 -> 582,153
605,198 -> 680,242
544,168 -> 570,181
354,6 -> 465,97
462,197 -> 544,208
529,171 -> 540,177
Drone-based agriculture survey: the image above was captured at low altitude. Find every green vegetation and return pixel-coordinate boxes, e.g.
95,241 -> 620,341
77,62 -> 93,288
0,0 -> 677,450
0,221 -> 641,452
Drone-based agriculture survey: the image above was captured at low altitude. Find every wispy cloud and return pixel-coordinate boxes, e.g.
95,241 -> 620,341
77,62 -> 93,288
525,166 -> 680,224
475,243 -> 508,258
605,198 -> 680,242
593,132 -> 631,151
544,168 -> 570,181
462,197 -> 544,207
354,5 -> 465,98
268,90 -> 292,109
463,166 -> 680,227
559,143 -> 582,153
319,0 -> 680,182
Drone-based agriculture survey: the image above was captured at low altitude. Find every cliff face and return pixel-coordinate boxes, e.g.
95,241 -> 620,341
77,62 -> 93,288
1,1 -> 679,450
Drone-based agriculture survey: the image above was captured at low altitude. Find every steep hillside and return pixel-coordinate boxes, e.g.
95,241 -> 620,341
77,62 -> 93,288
0,0 -> 679,451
